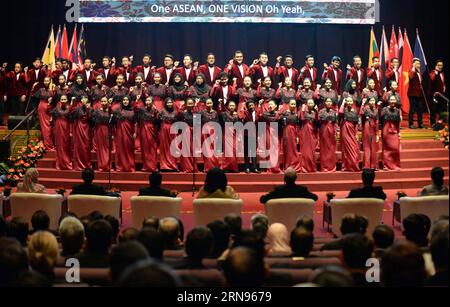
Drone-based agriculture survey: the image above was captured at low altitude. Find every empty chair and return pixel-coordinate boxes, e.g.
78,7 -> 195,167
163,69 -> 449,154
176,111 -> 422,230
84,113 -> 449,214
264,198 -> 315,231
68,195 -> 121,221
329,198 -> 384,237
10,193 -> 63,229
193,199 -> 243,226
399,196 -> 449,224
130,196 -> 182,229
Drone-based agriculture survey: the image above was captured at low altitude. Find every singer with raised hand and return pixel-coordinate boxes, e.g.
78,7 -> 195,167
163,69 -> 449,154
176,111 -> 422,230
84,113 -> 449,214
381,95 -> 402,171
71,95 -> 92,171
51,95 -> 72,171
339,97 -> 360,172
91,97 -> 113,172
280,99 -> 302,172
114,96 -> 136,173
300,99 -> 319,173
362,97 -> 380,170
137,97 -> 159,173
429,60 -> 446,127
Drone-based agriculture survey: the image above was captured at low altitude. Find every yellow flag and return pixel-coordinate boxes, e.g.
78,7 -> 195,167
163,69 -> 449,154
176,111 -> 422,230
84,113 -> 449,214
368,27 -> 379,68
42,26 -> 56,71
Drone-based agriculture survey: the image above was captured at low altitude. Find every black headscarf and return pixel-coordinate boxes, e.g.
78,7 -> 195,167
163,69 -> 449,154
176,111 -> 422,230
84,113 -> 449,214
121,95 -> 132,110
194,73 -> 210,96
173,73 -> 186,91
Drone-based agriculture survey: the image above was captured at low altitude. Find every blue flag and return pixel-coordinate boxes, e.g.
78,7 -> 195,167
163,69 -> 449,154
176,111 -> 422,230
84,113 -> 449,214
413,29 -> 428,75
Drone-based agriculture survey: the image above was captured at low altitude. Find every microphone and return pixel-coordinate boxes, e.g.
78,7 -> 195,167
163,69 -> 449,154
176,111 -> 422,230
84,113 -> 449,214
109,113 -> 114,125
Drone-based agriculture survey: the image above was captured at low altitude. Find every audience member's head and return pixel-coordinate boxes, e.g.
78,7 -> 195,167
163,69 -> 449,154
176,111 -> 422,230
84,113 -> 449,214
251,214 -> 269,228
59,217 -> 85,257
231,230 -> 266,258
340,214 -> 362,236
31,210 -> 50,232
142,216 -> 159,230
341,234 -> 374,270
431,166 -> 445,187
296,215 -> 315,232
402,214 -> 430,247
80,216 -> 90,229
206,220 -> 230,258
7,217 -> 29,246
28,231 -> 59,279
381,241 -> 426,287
0,238 -> 29,286
176,218 -> 185,242
137,227 -> 165,260
159,217 -> 181,250
185,227 -> 213,262
430,219 -> 449,241
118,228 -> 139,243
224,214 -> 242,237
362,169 -> 376,186
430,225 -> 449,273
85,220 -> 113,254
266,223 -> 291,254
284,167 -> 297,185
204,168 -> 228,193
223,247 -> 265,287
372,225 -> 395,250
309,266 -> 354,287
149,172 -> 163,187
252,221 -> 269,241
82,167 -> 95,184
104,215 -> 120,243
290,227 -> 314,257
358,216 -> 369,235
118,260 -> 180,287
87,211 -> 104,222
109,241 -> 149,283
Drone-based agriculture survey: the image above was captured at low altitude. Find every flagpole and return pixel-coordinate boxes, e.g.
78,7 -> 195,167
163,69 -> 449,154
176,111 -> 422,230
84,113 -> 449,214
415,28 -> 432,121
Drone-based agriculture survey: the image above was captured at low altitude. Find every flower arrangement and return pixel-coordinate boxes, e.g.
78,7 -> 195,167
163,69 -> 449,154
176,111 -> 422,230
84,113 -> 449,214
396,191 -> 408,200
435,122 -> 449,149
0,138 -> 46,186
326,192 -> 336,202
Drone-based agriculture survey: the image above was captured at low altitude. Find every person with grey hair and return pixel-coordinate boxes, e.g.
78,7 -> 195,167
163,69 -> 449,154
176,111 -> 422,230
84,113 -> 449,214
159,217 -> 183,250
260,167 -> 318,204
251,214 -> 269,228
58,217 -> 85,258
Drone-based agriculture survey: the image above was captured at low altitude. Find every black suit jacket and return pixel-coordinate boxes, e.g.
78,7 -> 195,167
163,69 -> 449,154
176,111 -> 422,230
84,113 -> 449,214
138,186 -> 174,197
70,183 -> 107,196
260,184 -> 318,204
347,186 -> 387,200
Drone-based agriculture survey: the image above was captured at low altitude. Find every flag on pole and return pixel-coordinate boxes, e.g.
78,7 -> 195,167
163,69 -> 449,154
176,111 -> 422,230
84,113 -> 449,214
368,27 -> 380,67
413,28 -> 428,75
42,26 -> 56,70
54,25 -> 62,59
61,25 -> 69,60
77,24 -> 87,69
399,29 -> 414,114
398,27 -> 404,64
388,25 -> 399,63
380,26 -> 390,72
68,25 -> 79,69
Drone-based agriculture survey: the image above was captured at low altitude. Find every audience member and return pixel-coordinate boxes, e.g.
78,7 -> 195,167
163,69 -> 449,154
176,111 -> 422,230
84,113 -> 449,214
16,168 -> 46,193
118,228 -> 140,243
347,169 -> 387,200
142,216 -> 160,230
321,214 -> 365,251
427,224 -> 449,286
296,215 -> 315,232
117,259 -> 181,287
109,241 -> 149,283
420,166 -> 449,196
172,227 -> 213,269
70,168 -> 107,196
266,223 -> 291,254
197,168 -> 240,199
30,210 -> 51,234
7,217 -> 29,246
59,217 -> 85,258
260,168 -> 318,203
224,214 -> 242,238
0,237 -> 29,286
290,227 -> 314,258
403,213 -> 431,248
341,234 -> 375,287
206,220 -> 230,258
75,219 -> 113,268
137,227 -> 165,260
252,221 -> 269,242
372,225 -> 395,258
309,265 -> 354,287
159,217 -> 183,250
223,247 -> 265,287
104,215 -> 120,243
28,231 -> 59,282
138,172 -> 176,197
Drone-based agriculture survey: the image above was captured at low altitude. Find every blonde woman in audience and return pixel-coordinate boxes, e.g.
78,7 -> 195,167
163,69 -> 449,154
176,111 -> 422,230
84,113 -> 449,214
28,231 -> 59,282
266,223 -> 291,254
16,168 -> 46,193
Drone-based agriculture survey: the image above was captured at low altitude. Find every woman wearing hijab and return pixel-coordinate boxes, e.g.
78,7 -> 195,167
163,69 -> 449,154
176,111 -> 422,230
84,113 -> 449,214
361,97 -> 379,170
137,97 -> 160,173
266,223 -> 291,254
178,97 -> 198,173
146,72 -> 168,111
189,73 -> 211,112
221,101 -> 240,173
200,98 -> 221,172
51,95 -> 72,170
280,99 -> 301,172
91,97 -> 113,172
197,168 -> 239,199
168,73 -> 188,112
300,99 -> 319,173
69,74 -> 89,106
114,96 -> 136,172
71,95 -> 92,171
16,168 -> 46,193
339,97 -> 361,172
342,79 -> 361,112
256,76 -> 276,113
159,97 -> 179,172
381,95 -> 402,171
33,76 -> 55,150
276,76 -> 297,112
318,98 -> 338,172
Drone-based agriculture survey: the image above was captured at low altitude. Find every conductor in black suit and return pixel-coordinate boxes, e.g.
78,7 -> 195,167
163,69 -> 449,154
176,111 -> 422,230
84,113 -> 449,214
138,172 -> 176,197
260,168 -> 318,204
347,169 -> 387,200
71,168 -> 107,196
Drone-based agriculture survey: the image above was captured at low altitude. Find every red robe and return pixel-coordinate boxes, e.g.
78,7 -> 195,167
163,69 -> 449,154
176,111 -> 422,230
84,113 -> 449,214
381,107 -> 401,171
133,65 -> 156,85
224,63 -> 250,89
221,111 -> 240,173
257,86 -> 276,113
167,85 -> 189,112
97,66 -> 117,88
116,67 -> 136,87
71,105 -> 92,171
385,68 -> 400,85
146,84 -> 168,111
347,67 -> 366,94
137,107 -> 159,173
159,108 -> 179,171
33,88 -> 54,150
51,106 -> 72,170
210,84 -> 236,112
114,108 -> 135,172
155,66 -> 175,86
74,69 -> 99,88
201,110 -> 221,172
174,66 -> 197,87
248,64 -> 275,88
236,87 -> 257,117
27,67 -> 48,94
300,110 -> 318,173
280,110 -> 301,172
259,111 -> 281,173
178,111 -> 199,173
340,110 -> 360,172
319,109 -> 338,172
362,107 -> 379,170
276,88 -> 297,112
92,108 -> 112,172
299,66 -> 318,90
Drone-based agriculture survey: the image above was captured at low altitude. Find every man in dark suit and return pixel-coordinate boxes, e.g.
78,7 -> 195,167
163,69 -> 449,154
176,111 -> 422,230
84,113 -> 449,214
138,172 -> 175,197
71,168 -> 107,196
408,58 -> 425,129
347,169 -> 387,200
260,168 -> 318,204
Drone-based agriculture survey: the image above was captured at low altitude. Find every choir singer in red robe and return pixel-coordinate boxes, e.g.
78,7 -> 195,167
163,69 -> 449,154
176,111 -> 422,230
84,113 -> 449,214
114,96 -> 136,172
137,97 -> 159,173
381,95 -> 402,171
91,97 -> 112,172
51,95 -> 72,170
319,98 -> 338,173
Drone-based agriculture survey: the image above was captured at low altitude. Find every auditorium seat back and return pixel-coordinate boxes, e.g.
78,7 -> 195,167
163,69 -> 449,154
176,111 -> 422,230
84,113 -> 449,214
68,195 -> 121,221
193,199 -> 243,226
10,193 -> 63,229
264,198 -> 315,231
130,196 -> 182,229
175,269 -> 226,287
265,257 -> 342,269
270,269 -> 313,285
399,196 -> 449,224
330,198 -> 384,237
